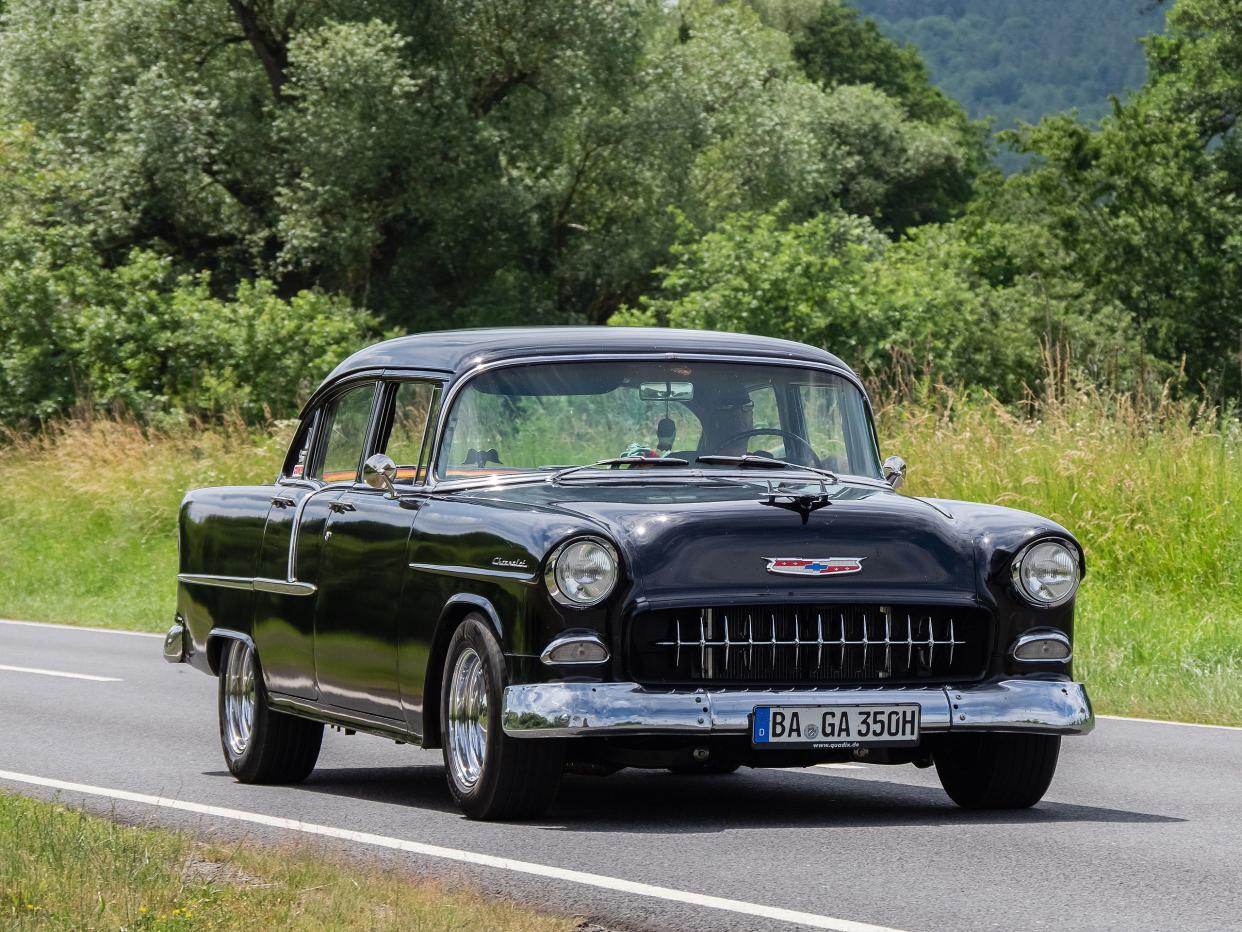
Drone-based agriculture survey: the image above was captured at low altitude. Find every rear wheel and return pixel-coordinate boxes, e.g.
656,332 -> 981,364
218,638 -> 323,784
441,615 -> 565,820
934,733 -> 1060,809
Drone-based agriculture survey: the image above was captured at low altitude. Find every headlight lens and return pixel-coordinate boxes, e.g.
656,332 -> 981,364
546,537 -> 618,607
1011,539 -> 1081,606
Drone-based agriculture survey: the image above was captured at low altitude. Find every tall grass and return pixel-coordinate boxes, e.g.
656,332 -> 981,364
0,792 -> 574,931
1,383 -> 1238,723
879,381 -> 1242,724
0,417 -> 290,630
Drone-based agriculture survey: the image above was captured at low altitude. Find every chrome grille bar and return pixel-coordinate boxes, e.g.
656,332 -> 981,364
654,606 -> 969,682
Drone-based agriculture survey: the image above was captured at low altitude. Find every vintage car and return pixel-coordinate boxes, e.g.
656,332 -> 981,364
165,327 -> 1093,819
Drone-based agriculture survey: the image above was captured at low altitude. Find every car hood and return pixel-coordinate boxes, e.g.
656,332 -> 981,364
465,479 -> 981,603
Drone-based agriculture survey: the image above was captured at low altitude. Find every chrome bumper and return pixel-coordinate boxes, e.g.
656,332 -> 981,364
502,679 -> 1094,738
163,622 -> 186,663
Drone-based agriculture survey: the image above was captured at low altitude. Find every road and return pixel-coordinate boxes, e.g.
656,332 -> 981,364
1,618 -> 1239,932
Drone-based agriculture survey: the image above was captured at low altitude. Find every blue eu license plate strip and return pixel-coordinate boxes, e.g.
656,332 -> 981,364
751,703 -> 920,748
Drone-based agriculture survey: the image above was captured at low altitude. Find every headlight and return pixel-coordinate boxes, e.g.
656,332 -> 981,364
545,537 -> 619,607
1011,539 -> 1081,607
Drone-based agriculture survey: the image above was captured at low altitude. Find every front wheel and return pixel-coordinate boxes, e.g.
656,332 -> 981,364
218,638 -> 323,784
441,615 -> 565,820
933,733 -> 1061,809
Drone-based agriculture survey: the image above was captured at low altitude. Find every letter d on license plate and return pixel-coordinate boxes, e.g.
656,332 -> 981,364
752,704 -> 920,748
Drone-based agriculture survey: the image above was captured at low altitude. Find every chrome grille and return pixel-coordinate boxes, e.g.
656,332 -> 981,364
629,603 -> 989,685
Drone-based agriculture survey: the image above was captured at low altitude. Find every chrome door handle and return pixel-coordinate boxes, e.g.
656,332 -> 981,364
271,496 -> 296,509
328,501 -> 356,514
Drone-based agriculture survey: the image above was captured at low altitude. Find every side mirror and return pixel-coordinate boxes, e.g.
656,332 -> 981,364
882,455 -> 906,490
362,453 -> 398,498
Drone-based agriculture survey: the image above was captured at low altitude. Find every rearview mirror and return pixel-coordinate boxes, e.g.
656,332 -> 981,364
882,455 -> 907,490
639,381 -> 693,402
362,453 -> 398,498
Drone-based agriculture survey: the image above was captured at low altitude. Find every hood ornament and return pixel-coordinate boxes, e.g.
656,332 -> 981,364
764,557 -> 864,577
758,479 -> 832,525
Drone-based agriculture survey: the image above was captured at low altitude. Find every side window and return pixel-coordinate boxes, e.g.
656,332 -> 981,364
315,383 -> 377,483
384,381 -> 437,484
281,414 -> 315,480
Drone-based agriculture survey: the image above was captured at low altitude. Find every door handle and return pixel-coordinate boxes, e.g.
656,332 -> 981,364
328,501 -> 356,514
271,496 -> 296,509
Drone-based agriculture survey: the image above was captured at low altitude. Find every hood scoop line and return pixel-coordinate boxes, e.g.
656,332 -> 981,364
758,480 -> 832,525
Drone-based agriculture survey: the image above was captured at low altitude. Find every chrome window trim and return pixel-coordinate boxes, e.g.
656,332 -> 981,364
424,352 -> 880,492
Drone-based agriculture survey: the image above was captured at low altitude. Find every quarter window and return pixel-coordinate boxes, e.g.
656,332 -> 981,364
316,383 -> 377,483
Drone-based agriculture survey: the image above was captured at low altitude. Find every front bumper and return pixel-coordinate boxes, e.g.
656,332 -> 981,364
502,678 -> 1094,738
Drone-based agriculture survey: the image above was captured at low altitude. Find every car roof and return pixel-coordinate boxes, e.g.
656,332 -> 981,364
314,327 -> 853,396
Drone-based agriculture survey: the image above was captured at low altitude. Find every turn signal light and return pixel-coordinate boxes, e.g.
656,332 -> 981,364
1011,631 -> 1072,662
540,633 -> 610,666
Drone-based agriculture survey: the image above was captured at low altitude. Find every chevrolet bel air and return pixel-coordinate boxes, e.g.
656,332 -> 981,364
165,327 -> 1093,820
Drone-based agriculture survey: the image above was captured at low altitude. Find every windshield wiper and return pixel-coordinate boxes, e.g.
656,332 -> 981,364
548,457 -> 690,483
695,454 -> 838,482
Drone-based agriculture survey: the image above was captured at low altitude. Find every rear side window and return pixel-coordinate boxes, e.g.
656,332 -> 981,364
315,383 -> 377,482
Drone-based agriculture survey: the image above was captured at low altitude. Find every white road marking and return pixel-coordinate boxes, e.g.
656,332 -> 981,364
0,769 -> 907,932
816,763 -> 865,769
0,664 -> 122,683
0,618 -> 163,639
1097,714 -> 1242,733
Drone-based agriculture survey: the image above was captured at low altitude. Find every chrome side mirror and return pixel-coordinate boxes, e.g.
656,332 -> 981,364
882,455 -> 906,489
362,453 -> 398,498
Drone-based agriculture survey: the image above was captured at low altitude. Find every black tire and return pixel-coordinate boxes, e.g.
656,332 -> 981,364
934,733 -> 1061,809
218,638 -> 323,784
440,615 -> 565,820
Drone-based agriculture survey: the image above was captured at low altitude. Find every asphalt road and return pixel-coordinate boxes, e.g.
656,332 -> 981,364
1,619 -> 1239,932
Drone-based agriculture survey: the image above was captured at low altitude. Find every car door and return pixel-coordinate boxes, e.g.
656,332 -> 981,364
252,409 -> 343,701
313,378 -> 438,721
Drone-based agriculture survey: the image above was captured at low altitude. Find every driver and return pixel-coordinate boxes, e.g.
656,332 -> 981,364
700,389 -> 755,457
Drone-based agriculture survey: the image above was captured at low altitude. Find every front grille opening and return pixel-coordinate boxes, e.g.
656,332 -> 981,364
629,604 -> 989,686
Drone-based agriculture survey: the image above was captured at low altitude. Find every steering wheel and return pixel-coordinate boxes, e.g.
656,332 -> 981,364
706,428 -> 823,468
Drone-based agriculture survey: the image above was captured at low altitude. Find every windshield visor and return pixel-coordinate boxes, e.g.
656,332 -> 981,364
435,360 -> 880,481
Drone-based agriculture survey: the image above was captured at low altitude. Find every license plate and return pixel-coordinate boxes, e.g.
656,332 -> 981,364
752,704 -> 920,749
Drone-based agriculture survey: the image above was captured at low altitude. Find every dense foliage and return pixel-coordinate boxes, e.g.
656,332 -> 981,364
0,0 -> 1239,423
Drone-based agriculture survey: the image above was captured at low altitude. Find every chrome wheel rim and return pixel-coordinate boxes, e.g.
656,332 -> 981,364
447,647 -> 488,791
223,640 -> 256,758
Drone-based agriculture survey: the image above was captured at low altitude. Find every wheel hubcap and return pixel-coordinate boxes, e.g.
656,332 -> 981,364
223,639 -> 256,758
447,647 -> 489,791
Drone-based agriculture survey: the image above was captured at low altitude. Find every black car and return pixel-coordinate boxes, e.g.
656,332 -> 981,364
165,327 -> 1093,820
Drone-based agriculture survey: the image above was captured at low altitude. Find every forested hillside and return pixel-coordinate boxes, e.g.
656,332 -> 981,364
853,0 -> 1165,143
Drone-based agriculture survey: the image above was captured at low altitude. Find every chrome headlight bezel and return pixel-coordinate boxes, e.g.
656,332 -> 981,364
544,536 -> 620,608
1010,538 -> 1082,608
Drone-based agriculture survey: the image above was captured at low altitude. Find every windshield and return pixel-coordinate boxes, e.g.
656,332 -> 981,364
435,360 -> 880,481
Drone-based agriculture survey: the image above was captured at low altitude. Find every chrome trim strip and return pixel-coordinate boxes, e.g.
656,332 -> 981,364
408,561 -> 537,583
254,578 -> 318,596
1009,629 -> 1072,662
425,352 -> 879,491
539,632 -> 611,666
268,693 -> 420,744
177,573 -> 254,591
501,679 -> 1094,738
177,573 -> 317,596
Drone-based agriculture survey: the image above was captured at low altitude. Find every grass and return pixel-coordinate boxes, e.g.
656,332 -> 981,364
0,791 -> 576,932
0,383 -> 1238,725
